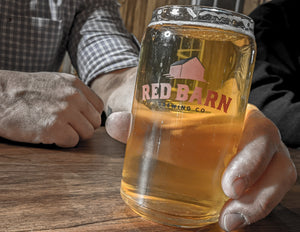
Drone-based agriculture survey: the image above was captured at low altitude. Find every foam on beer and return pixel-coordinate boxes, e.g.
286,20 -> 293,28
149,20 -> 254,39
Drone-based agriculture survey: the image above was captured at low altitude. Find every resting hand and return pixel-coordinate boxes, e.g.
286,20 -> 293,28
219,104 -> 297,231
0,71 -> 103,147
91,67 -> 137,143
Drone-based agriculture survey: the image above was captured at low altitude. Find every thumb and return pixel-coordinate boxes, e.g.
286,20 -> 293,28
105,112 -> 131,143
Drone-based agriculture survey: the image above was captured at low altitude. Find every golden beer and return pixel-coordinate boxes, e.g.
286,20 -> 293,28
121,6 -> 256,228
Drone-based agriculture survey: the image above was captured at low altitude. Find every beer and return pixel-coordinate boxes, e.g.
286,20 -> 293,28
121,6 -> 256,228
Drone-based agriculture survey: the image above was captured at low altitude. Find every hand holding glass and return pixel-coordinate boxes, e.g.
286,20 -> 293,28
121,5 -> 256,228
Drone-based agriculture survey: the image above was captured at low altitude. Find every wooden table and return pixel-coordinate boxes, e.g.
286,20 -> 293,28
0,128 -> 299,232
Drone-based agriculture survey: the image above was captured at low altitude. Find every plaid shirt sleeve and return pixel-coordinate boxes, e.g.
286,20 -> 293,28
67,0 -> 140,85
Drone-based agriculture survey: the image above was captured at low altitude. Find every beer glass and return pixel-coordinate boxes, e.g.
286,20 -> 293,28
121,5 -> 256,228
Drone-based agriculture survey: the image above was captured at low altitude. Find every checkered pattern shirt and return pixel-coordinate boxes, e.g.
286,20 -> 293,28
0,0 -> 139,85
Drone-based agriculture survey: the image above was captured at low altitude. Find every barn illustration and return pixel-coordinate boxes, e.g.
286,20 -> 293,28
166,57 -> 206,82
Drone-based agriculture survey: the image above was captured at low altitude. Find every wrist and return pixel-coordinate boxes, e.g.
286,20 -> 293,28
91,67 -> 137,114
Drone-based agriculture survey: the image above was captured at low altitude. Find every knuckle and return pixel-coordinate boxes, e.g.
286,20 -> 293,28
80,126 -> 95,141
94,97 -> 104,110
64,134 -> 80,148
56,131 -> 79,148
286,157 -> 298,186
262,117 -> 281,142
90,112 -> 102,129
64,88 -> 84,103
94,115 -> 102,128
71,88 -> 82,97
276,143 -> 297,188
255,197 -> 274,220
250,117 -> 282,154
56,101 -> 70,113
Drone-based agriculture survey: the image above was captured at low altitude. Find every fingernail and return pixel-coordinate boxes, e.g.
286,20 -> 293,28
223,213 -> 245,231
232,178 -> 246,198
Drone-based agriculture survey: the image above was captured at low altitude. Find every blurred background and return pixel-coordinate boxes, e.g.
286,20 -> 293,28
61,0 -> 271,74
118,0 -> 271,41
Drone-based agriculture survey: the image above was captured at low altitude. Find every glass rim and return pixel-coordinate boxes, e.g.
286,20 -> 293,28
149,5 -> 255,39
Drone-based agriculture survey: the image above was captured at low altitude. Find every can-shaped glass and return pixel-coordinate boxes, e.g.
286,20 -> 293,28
121,5 -> 256,228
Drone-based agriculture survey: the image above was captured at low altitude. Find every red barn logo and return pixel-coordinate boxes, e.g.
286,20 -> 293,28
141,56 -> 232,113
165,57 -> 206,82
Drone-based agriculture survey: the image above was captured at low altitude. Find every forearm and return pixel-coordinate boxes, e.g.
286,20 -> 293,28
67,0 -> 139,86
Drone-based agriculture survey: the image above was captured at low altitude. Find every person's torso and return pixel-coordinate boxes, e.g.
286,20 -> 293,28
0,0 -> 77,72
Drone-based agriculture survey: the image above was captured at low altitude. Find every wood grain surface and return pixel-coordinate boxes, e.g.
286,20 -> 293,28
0,128 -> 299,232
